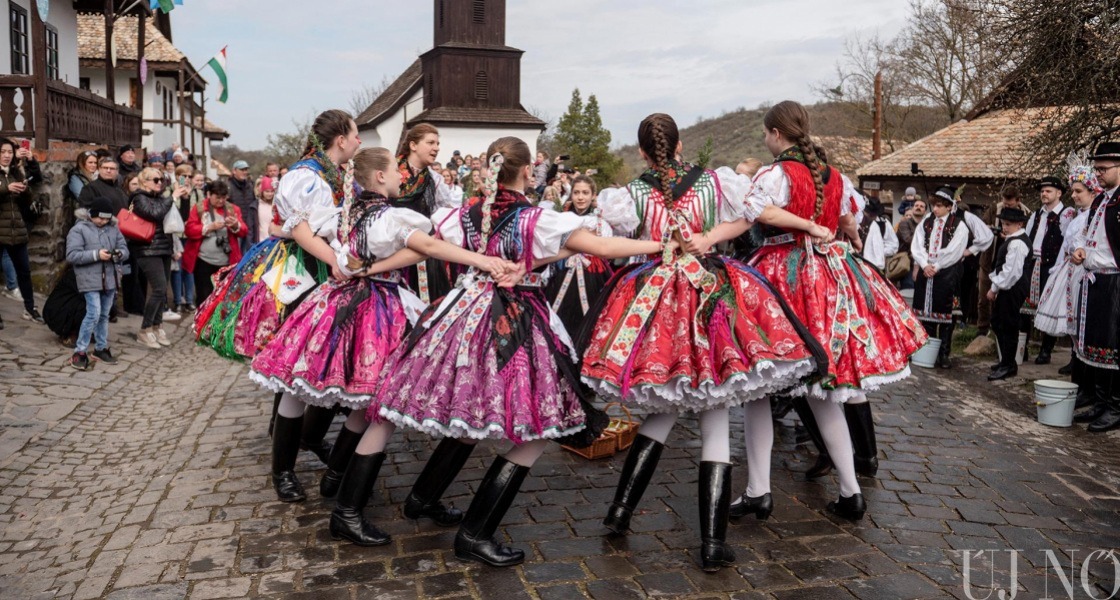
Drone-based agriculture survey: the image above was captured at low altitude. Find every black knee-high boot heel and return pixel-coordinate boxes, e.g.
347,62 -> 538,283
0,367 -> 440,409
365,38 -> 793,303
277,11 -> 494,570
300,405 -> 335,464
272,414 -> 307,502
699,462 -> 736,572
319,426 -> 364,499
603,435 -> 664,535
843,403 -> 878,478
791,397 -> 832,479
329,452 -> 391,546
404,438 -> 476,526
454,456 -> 530,567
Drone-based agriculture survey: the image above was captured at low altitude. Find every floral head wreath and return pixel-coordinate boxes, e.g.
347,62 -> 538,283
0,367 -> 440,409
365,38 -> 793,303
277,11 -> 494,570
478,153 -> 504,252
1067,151 -> 1103,195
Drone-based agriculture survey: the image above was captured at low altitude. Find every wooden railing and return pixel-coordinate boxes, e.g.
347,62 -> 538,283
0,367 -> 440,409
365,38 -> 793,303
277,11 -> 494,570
0,76 -> 141,148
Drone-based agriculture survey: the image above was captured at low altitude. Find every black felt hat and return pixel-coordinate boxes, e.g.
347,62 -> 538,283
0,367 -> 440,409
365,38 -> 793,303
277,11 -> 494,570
998,207 -> 1028,223
1037,176 -> 1067,192
1090,141 -> 1120,161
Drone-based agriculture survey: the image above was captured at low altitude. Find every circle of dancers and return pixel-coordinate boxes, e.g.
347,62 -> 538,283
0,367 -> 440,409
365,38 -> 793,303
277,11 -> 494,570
192,101 -> 1120,573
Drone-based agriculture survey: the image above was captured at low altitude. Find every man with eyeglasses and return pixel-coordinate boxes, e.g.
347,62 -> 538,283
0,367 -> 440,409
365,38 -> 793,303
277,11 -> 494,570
78,158 -> 129,214
1070,141 -> 1120,433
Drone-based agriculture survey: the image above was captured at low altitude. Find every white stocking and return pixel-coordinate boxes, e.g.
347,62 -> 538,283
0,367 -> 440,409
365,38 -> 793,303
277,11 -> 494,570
504,439 -> 549,467
276,392 -> 306,418
355,419 -> 396,455
699,407 -> 731,463
637,412 -> 678,444
743,400 -> 773,497
846,392 -> 869,405
809,395 -> 860,498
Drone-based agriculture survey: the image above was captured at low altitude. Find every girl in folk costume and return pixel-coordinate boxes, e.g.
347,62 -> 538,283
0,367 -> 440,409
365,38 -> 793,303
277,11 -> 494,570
1021,176 -> 1078,364
737,101 -> 926,520
587,113 -> 825,573
393,124 -> 463,304
1034,155 -> 1100,405
911,186 -> 970,369
375,137 -> 667,567
250,147 -> 513,510
544,175 -> 614,336
192,110 -> 362,498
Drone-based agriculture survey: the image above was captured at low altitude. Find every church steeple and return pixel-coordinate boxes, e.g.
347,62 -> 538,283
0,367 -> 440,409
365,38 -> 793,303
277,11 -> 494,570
434,0 -> 506,47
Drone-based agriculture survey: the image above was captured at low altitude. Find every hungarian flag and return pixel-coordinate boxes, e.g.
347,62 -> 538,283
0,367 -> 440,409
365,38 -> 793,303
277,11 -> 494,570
206,46 -> 229,104
149,0 -> 182,13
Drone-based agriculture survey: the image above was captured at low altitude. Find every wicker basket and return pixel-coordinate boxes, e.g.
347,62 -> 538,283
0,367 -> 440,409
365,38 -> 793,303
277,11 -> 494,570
562,403 -> 639,460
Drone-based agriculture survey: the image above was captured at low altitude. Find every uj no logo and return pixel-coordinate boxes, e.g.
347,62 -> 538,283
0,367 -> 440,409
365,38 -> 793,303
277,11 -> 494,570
961,549 -> 1120,599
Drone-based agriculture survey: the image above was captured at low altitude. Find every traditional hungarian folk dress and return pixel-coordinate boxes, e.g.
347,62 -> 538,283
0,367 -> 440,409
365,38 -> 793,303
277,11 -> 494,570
911,212 -> 970,325
1034,208 -> 1089,336
1022,204 -> 1076,316
544,206 -> 614,339
746,154 -> 927,401
376,188 -> 596,442
1074,189 -> 1120,370
392,159 -> 461,304
582,164 -> 822,413
193,157 -> 342,360
248,192 -> 429,410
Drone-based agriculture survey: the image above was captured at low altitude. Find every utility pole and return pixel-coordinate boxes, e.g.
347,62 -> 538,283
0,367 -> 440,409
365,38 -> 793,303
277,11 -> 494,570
872,70 -> 883,160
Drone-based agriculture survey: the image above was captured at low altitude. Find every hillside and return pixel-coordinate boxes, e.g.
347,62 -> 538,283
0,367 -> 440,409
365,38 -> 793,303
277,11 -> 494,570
613,102 -> 949,181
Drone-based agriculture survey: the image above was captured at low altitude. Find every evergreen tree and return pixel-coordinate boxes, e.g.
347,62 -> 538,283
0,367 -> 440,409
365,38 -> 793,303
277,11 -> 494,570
552,88 -> 623,187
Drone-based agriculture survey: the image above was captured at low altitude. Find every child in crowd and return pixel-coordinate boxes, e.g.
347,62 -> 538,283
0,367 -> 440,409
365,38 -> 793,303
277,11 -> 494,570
65,197 -> 129,370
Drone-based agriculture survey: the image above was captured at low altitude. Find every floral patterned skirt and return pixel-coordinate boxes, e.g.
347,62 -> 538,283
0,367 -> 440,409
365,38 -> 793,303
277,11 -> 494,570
581,255 -> 823,413
193,238 -> 327,361
249,277 -> 411,410
1074,271 -> 1120,370
1034,261 -> 1081,337
376,279 -> 587,442
751,242 -> 928,401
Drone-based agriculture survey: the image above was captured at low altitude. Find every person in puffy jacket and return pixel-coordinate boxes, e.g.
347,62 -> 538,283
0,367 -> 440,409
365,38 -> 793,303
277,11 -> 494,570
0,137 -> 44,326
128,167 -> 183,349
65,197 -> 129,370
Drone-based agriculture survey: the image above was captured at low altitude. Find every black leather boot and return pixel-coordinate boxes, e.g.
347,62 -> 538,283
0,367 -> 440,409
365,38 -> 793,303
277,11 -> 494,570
603,435 -> 664,535
319,426 -> 364,499
729,492 -> 772,521
844,403 -> 878,478
827,493 -> 867,521
1075,373 -> 1112,423
272,414 -> 307,502
936,322 -> 954,369
328,452 -> 391,546
699,462 -> 736,572
268,392 -> 282,438
792,398 -> 832,479
454,456 -> 529,567
1089,381 -> 1120,433
300,405 -> 336,464
1035,335 -> 1055,365
403,438 -> 476,526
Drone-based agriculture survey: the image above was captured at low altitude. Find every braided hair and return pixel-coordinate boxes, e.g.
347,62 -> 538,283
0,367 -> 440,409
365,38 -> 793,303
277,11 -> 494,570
764,101 -> 825,221
303,109 -> 355,156
638,113 -> 680,209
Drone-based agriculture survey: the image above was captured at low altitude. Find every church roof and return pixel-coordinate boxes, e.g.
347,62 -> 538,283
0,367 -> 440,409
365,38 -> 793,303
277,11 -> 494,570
407,106 -> 545,129
355,60 -> 422,129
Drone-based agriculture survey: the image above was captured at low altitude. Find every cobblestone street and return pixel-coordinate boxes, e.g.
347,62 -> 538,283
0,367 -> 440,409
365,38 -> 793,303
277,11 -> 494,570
2,296 -> 1120,600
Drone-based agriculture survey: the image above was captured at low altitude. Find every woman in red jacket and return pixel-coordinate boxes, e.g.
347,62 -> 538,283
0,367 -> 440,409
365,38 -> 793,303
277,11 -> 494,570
184,180 -> 247,303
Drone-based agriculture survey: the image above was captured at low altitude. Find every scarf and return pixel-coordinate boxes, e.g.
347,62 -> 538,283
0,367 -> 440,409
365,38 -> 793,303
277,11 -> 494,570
290,150 -> 345,207
397,155 -> 431,200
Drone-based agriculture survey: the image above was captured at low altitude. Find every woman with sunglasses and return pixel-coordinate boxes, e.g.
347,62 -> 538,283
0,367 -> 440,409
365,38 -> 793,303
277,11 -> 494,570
128,167 -> 188,349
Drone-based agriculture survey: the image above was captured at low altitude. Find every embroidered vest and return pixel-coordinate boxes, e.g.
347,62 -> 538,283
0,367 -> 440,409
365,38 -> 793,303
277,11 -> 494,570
993,233 -> 1030,296
1027,207 -> 1068,271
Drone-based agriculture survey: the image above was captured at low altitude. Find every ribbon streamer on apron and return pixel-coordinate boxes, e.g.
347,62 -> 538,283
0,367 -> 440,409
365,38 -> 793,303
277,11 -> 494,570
552,255 -> 592,315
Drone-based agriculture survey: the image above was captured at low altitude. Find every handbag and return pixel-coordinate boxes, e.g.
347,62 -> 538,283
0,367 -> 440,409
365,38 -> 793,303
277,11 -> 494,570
262,254 -> 316,305
163,205 -> 185,235
116,205 -> 155,243
886,252 -> 911,281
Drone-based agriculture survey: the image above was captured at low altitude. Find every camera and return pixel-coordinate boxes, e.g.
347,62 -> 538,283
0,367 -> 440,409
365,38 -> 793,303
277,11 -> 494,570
558,155 -> 570,161
111,249 -> 122,259
215,232 -> 232,255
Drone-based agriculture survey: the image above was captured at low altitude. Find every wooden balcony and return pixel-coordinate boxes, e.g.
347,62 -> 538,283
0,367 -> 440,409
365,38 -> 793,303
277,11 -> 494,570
0,75 -> 141,148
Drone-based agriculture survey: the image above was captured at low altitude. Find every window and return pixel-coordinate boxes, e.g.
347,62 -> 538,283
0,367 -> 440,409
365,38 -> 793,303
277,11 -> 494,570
438,0 -> 444,28
472,0 -> 485,24
9,2 -> 29,75
129,78 -> 139,108
473,71 -> 488,101
45,25 -> 58,80
79,77 -> 90,91
425,72 -> 433,104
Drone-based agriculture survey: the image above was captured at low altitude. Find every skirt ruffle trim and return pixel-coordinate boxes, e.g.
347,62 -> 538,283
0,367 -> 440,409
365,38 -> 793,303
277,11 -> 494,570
248,370 -> 372,411
376,406 -> 586,442
797,365 -> 914,403
582,357 -> 816,413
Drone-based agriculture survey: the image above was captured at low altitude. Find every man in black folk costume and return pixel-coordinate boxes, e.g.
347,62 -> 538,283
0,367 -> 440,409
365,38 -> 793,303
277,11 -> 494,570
911,187 -> 970,368
1021,176 -> 1077,364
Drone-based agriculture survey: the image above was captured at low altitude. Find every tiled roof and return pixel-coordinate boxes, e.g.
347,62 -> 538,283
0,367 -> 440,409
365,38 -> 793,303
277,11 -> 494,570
193,117 -> 229,139
355,60 -> 422,128
78,14 -> 185,64
814,135 -> 877,176
210,159 -> 231,178
407,106 -> 545,128
857,108 -> 1054,180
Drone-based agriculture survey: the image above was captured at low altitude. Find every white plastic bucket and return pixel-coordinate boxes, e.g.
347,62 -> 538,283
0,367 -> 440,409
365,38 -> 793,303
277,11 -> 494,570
1035,380 -> 1078,427
1015,332 -> 1027,366
911,338 -> 941,368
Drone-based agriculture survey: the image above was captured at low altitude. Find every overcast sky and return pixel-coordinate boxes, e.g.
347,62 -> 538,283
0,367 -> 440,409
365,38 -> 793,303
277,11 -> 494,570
171,0 -> 910,151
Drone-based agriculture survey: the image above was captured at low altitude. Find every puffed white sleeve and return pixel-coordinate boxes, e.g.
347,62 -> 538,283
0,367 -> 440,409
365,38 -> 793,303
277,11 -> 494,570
597,186 -> 640,237
840,175 -> 864,222
963,211 -> 994,254
430,167 -> 462,209
1059,206 -> 1077,235
361,207 -> 434,260
276,169 -> 333,233
432,207 -> 465,247
911,218 -> 930,269
745,164 -> 789,222
883,220 -> 900,256
934,222 -> 970,270
533,210 -> 593,260
713,167 -> 752,223
307,206 -> 343,244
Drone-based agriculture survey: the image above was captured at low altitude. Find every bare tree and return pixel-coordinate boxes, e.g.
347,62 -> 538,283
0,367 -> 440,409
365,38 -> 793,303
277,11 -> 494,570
348,76 -> 393,117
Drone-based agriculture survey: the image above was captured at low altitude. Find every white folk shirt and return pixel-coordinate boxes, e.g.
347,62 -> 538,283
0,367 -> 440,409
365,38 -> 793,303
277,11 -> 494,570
961,210 -> 994,255
911,214 -> 969,272
1084,188 -> 1120,272
1026,202 -> 1075,257
989,230 -> 1030,291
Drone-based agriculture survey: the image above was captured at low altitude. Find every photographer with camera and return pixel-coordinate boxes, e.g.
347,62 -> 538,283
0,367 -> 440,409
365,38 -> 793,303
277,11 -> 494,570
183,180 -> 246,304
65,197 -> 129,370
